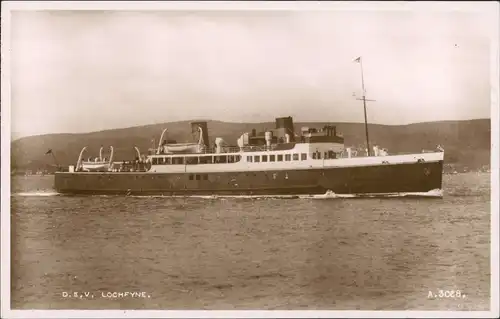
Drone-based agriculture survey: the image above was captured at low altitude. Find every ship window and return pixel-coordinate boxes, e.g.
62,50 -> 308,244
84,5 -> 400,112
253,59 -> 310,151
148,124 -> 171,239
172,157 -> 184,165
262,155 -> 268,162
285,154 -> 291,161
247,156 -> 252,162
215,155 -> 227,164
165,157 -> 172,165
301,153 -> 307,160
277,154 -> 283,161
317,152 -> 322,159
186,157 -> 198,165
152,158 -> 158,165
189,174 -> 194,180
228,156 -> 234,163
324,152 -> 328,159
254,155 -> 260,163
199,156 -> 212,164
196,174 -> 201,180
235,155 -> 241,162
312,153 -> 317,159
293,153 -> 299,161
270,155 -> 276,162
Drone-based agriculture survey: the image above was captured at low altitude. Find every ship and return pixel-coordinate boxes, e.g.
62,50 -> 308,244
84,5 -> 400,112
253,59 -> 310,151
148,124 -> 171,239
53,57 -> 445,197
54,116 -> 444,197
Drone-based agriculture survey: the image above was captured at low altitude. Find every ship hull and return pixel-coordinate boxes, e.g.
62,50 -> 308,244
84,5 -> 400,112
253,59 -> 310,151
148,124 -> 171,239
54,160 -> 443,197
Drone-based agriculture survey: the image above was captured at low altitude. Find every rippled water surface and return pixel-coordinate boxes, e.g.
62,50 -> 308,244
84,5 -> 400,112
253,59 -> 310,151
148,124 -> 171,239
10,172 -> 491,310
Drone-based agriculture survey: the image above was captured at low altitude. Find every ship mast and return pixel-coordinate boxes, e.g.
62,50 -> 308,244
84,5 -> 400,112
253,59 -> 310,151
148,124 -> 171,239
354,56 -> 375,156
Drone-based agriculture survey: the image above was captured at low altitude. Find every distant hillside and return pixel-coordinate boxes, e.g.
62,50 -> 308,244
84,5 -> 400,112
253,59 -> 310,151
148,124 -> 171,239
10,119 -> 491,173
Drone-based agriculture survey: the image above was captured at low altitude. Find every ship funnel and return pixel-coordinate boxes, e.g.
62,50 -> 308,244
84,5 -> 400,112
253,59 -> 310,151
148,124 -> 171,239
99,146 -> 104,161
191,121 -> 209,148
275,116 -> 295,142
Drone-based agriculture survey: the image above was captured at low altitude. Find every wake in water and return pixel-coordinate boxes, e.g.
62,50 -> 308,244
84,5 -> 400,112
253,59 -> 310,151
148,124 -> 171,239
299,189 -> 443,199
11,189 -> 443,199
13,191 -> 61,197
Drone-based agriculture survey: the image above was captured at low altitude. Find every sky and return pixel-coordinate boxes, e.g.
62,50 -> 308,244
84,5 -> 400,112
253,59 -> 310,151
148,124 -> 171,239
9,5 -> 495,138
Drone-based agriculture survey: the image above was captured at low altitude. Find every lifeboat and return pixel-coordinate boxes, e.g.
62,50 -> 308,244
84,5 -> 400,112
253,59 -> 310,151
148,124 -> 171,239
164,143 -> 203,154
80,162 -> 110,172
76,146 -> 114,172
157,126 -> 206,154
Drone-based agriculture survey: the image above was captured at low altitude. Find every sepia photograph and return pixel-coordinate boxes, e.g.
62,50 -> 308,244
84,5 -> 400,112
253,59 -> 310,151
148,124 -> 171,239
1,1 -> 499,318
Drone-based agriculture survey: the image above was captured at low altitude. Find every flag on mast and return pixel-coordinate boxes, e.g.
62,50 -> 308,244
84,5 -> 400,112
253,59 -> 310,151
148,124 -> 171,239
353,56 -> 361,63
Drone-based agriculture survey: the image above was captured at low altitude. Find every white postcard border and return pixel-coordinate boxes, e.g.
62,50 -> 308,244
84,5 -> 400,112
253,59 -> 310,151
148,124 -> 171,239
1,1 -> 498,318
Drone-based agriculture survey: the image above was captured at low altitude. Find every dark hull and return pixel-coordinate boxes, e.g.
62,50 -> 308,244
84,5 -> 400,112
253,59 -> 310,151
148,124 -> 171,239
54,161 -> 443,196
